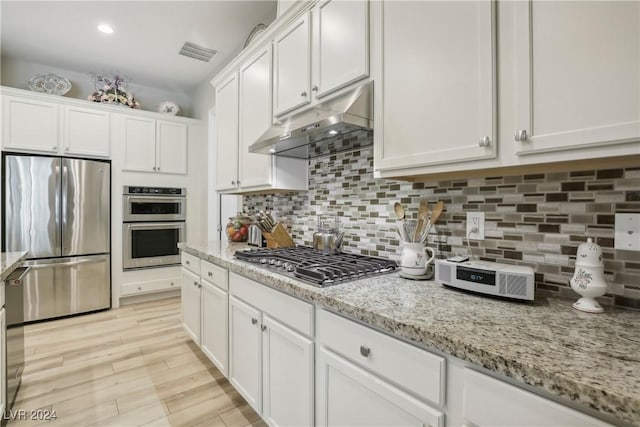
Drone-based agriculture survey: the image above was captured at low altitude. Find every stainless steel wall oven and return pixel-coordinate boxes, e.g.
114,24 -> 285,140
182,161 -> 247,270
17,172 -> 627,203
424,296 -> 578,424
122,186 -> 185,270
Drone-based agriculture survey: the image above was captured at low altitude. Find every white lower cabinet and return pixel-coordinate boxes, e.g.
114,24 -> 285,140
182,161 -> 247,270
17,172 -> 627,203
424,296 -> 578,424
180,254 -> 229,375
316,347 -> 443,427
229,272 -> 314,427
316,309 -> 445,427
180,268 -> 201,345
462,368 -> 612,427
201,278 -> 228,376
262,314 -> 314,427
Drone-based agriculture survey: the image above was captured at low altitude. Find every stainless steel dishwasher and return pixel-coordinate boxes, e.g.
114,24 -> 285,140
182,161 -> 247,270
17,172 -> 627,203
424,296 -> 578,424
4,266 -> 28,415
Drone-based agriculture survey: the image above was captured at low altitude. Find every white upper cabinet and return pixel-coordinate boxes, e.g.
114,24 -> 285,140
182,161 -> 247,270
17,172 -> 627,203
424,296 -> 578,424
214,47 -> 308,194
312,0 -> 369,99
63,106 -> 110,157
121,116 -> 187,174
273,12 -> 312,116
512,0 -> 639,157
215,72 -> 240,192
2,92 -> 110,158
122,116 -> 156,172
2,95 -> 60,153
373,0 -> 497,173
273,0 -> 370,117
156,120 -> 187,174
239,46 -> 275,190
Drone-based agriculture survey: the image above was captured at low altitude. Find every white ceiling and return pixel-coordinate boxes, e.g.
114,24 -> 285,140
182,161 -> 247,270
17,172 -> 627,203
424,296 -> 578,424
0,1 -> 277,93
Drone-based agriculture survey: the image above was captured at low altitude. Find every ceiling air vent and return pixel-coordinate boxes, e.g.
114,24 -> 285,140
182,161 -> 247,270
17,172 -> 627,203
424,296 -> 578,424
179,41 -> 217,62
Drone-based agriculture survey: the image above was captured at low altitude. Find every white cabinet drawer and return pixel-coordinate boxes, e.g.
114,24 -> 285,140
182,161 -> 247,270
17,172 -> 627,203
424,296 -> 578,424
121,277 -> 180,296
181,251 -> 200,274
201,260 -> 228,291
229,272 -> 313,337
317,309 -> 445,407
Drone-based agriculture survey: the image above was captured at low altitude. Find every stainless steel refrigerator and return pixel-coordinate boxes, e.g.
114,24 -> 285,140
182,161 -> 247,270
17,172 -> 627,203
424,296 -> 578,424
2,153 -> 111,322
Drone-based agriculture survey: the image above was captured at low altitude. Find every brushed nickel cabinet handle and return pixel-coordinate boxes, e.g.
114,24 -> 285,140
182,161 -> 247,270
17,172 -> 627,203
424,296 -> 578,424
312,86 -> 318,92
300,91 -> 307,98
360,345 -> 370,357
208,272 -> 213,277
515,129 -> 528,141
479,136 -> 491,147
261,325 -> 267,332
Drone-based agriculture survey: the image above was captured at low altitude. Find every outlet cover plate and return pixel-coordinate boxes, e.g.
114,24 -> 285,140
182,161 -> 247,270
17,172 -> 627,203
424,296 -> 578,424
614,213 -> 640,251
467,211 -> 485,240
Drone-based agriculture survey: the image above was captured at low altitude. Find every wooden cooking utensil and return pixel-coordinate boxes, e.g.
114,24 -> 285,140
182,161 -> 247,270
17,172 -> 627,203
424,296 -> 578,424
414,199 -> 429,242
393,202 -> 405,220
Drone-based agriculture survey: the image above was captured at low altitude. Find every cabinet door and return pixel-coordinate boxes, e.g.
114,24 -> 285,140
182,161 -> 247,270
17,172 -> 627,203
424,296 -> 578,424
316,346 -> 445,427
513,1 -> 639,156
229,296 -> 262,413
313,0 -> 369,99
201,280 -> 228,376
374,1 -> 496,171
262,315 -> 313,427
239,46 -> 274,190
463,368 -> 612,426
122,116 -> 156,172
156,120 -> 187,174
63,106 -> 110,157
2,95 -> 60,153
215,73 -> 240,191
181,268 -> 201,345
273,12 -> 311,116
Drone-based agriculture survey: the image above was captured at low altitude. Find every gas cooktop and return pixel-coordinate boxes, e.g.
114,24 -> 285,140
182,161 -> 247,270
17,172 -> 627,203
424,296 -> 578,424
234,246 -> 397,287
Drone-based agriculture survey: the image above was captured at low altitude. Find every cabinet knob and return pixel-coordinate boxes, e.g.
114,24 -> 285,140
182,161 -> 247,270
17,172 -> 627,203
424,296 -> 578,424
138,286 -> 142,291
170,282 -> 175,286
360,345 -> 371,357
193,281 -> 198,287
186,260 -> 190,265
251,318 -> 258,325
478,136 -> 491,147
515,129 -> 528,141
65,147 -> 70,152
198,284 -> 202,288
153,166 -> 157,171
157,167 -> 160,171
232,180 -> 236,185
312,86 -> 318,92
261,324 -> 267,332
52,146 -> 57,150
300,91 -> 307,98
237,180 -> 240,185
207,272 -> 213,277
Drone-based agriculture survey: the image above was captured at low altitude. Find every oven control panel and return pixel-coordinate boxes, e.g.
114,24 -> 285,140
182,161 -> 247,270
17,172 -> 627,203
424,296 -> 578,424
124,186 -> 185,196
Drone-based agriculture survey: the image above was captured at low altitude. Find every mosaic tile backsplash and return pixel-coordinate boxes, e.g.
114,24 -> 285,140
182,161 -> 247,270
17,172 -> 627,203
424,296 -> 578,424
242,146 -> 640,309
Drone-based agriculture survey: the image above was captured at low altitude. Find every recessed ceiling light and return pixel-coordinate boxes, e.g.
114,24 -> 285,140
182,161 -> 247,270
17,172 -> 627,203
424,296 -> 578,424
269,148 -> 277,154
98,24 -> 114,34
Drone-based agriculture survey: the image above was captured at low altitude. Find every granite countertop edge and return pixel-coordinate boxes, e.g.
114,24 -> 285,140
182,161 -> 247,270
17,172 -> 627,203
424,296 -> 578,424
179,242 -> 639,426
0,251 -> 28,282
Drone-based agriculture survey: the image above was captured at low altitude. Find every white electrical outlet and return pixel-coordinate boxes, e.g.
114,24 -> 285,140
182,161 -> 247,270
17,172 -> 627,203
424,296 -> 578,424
615,213 -> 640,251
467,211 -> 485,240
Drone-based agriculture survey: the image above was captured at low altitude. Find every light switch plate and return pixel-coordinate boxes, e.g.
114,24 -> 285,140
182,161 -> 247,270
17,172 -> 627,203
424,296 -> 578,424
614,213 -> 640,251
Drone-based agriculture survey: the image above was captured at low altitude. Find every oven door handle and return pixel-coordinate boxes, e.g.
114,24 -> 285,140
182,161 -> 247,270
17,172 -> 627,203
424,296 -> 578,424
126,196 -> 185,202
125,222 -> 185,229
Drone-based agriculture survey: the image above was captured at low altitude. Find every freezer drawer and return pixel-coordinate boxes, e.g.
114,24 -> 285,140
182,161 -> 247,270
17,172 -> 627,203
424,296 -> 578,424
22,255 -> 111,322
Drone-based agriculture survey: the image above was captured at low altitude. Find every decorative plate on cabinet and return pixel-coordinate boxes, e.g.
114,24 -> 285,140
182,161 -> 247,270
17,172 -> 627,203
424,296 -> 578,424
28,73 -> 72,95
158,101 -> 180,115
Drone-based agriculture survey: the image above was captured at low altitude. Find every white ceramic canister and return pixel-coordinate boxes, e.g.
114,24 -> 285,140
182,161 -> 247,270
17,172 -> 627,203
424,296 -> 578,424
570,238 -> 608,313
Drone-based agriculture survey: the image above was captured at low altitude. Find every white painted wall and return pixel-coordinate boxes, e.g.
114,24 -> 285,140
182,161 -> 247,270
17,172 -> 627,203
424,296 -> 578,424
1,56 -> 195,117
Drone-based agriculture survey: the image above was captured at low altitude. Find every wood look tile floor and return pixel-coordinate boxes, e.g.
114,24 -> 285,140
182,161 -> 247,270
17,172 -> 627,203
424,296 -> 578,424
7,297 -> 264,427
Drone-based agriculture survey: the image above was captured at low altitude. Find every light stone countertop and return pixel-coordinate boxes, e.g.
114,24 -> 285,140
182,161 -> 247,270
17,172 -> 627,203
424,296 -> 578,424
0,251 -> 27,282
179,240 -> 640,426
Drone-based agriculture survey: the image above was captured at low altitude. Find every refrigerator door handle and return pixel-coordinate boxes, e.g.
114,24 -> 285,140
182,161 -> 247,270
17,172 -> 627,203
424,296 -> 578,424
26,258 -> 95,269
61,164 -> 68,253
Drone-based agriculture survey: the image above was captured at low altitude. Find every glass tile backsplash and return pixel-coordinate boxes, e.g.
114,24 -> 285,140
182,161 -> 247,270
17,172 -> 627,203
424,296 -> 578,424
242,146 -> 640,309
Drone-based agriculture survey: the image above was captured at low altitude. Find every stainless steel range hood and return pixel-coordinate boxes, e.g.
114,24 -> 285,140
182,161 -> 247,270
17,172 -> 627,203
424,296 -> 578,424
249,82 -> 373,159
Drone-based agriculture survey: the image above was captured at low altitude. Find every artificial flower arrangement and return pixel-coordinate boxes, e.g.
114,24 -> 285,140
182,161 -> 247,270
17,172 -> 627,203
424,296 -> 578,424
88,73 -> 140,109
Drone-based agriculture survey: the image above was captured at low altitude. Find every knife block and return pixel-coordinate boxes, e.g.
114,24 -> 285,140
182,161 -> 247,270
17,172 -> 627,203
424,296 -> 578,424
262,223 -> 295,248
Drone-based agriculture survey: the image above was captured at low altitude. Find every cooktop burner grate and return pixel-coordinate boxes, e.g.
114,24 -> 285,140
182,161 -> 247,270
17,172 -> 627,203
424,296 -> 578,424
234,246 -> 397,287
